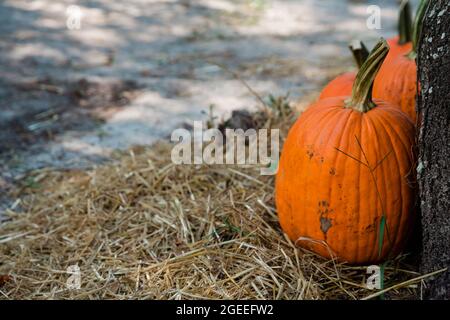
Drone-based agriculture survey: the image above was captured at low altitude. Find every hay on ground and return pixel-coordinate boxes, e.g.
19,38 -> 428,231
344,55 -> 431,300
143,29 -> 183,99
0,100 -> 432,300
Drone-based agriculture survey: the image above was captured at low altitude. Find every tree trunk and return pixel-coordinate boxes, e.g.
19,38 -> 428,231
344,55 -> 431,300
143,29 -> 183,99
417,0 -> 450,300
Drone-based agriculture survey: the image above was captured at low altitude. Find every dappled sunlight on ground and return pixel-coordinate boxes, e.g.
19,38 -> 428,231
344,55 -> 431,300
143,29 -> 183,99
0,0 -> 407,208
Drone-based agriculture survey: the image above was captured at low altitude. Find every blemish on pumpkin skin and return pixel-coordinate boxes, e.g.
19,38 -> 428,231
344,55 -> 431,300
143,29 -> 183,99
329,167 -> 336,175
320,200 -> 329,207
320,217 -> 332,234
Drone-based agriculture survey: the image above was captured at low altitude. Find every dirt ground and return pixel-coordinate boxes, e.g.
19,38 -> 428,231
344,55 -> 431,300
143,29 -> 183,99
0,0 -> 405,212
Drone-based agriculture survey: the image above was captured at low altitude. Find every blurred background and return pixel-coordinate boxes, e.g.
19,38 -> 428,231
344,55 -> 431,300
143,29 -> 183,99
0,0 -> 416,209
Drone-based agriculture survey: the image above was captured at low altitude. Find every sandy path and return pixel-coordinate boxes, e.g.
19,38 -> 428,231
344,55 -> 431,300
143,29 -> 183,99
0,0 -> 405,210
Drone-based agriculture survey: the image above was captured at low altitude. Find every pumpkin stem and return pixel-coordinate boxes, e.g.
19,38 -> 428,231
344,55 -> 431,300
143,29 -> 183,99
409,0 -> 429,59
347,39 -> 389,113
349,40 -> 369,69
398,0 -> 413,44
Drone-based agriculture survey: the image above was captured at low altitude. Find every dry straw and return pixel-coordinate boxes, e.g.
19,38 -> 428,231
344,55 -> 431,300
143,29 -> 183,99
0,98 -> 438,300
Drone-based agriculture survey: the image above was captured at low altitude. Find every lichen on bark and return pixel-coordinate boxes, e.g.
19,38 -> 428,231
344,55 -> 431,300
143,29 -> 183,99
417,0 -> 450,300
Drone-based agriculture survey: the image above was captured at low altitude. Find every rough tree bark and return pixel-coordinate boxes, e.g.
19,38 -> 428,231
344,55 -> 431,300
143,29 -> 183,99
417,0 -> 450,300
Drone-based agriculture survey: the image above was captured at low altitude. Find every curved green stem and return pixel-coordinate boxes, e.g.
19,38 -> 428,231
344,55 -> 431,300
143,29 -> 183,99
410,0 -> 429,59
398,0 -> 413,44
349,40 -> 369,69
347,39 -> 390,113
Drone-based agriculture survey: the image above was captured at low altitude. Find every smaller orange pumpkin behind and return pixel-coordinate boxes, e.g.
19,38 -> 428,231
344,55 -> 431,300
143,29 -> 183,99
319,41 -> 367,100
384,0 -> 414,61
373,0 -> 428,125
373,53 -> 417,122
385,36 -> 412,63
320,0 -> 414,101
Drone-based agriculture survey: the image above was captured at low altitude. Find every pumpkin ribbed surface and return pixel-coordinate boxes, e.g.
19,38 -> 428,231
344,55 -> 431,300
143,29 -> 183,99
319,72 -> 356,100
275,97 -> 416,264
386,36 -> 413,61
373,56 -> 417,123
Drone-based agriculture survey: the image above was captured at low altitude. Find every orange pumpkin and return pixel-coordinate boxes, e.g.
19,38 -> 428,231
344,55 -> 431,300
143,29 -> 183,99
319,41 -> 368,100
373,0 -> 427,124
320,0 -> 414,102
319,72 -> 356,100
373,54 -> 417,122
275,39 -> 417,264
385,0 -> 413,61
385,36 -> 412,62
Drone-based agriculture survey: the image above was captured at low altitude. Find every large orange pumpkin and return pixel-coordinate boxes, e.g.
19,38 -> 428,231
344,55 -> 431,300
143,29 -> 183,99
275,39 -> 417,264
373,0 -> 428,124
